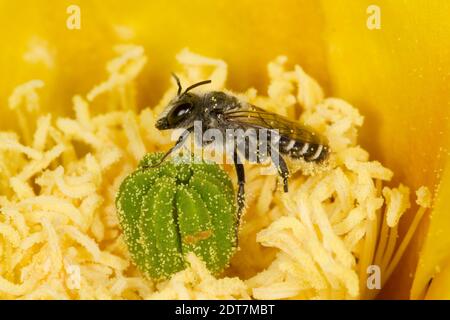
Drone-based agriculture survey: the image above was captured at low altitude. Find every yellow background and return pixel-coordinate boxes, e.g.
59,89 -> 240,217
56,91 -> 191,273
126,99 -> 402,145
0,0 -> 449,299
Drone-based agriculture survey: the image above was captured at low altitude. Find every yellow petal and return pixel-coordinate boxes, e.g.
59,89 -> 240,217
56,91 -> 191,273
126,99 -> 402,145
425,259 -> 450,300
0,0 -> 449,299
320,1 -> 450,299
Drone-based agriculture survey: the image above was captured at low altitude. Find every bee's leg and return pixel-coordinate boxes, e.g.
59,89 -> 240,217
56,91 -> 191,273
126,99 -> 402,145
270,148 -> 289,192
233,150 -> 246,223
143,128 -> 192,169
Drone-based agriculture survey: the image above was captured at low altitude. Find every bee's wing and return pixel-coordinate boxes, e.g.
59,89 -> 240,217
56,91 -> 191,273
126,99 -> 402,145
224,105 -> 325,144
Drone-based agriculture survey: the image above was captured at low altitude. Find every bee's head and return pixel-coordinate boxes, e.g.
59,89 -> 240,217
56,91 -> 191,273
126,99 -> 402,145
156,74 -> 211,130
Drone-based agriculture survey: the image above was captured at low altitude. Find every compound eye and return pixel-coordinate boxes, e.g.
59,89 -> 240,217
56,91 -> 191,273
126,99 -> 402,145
167,103 -> 193,126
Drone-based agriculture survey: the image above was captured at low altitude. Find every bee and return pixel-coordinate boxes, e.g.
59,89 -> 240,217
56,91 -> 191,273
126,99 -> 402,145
151,74 -> 329,220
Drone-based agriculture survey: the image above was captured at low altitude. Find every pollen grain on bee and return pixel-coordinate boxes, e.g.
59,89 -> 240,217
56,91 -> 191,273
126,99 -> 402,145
170,120 -> 280,172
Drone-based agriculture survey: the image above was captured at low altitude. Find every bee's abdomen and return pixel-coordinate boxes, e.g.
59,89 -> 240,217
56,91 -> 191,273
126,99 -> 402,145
279,137 -> 329,163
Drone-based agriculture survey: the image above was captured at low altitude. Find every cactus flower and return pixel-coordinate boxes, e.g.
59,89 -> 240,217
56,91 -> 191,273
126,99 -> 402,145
1,0 -> 449,300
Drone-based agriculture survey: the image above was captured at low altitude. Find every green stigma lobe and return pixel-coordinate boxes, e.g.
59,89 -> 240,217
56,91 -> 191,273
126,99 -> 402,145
115,153 -> 237,280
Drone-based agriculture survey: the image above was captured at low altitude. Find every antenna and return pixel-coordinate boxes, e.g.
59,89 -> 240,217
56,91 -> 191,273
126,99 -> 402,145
171,72 -> 182,96
171,73 -> 212,96
182,80 -> 212,95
